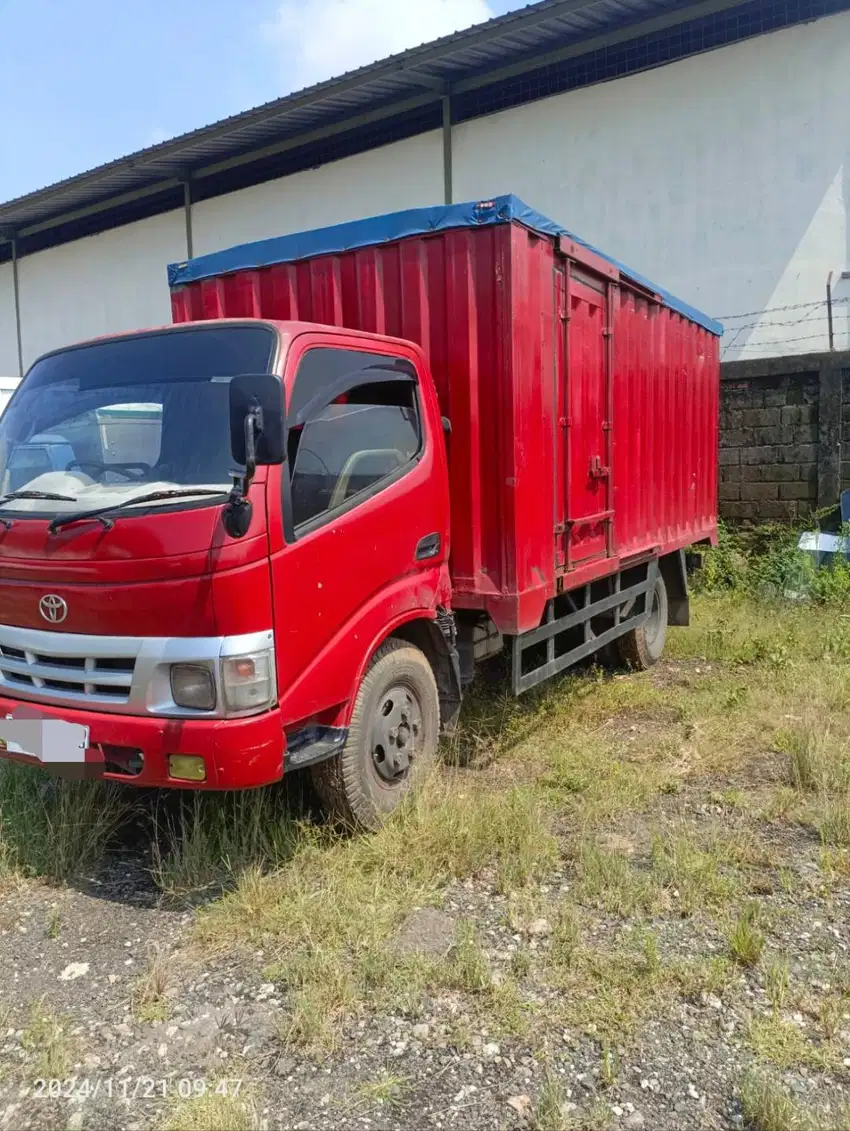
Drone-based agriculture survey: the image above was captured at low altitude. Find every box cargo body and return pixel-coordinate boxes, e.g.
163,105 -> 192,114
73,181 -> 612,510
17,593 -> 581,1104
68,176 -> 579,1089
170,196 -> 721,635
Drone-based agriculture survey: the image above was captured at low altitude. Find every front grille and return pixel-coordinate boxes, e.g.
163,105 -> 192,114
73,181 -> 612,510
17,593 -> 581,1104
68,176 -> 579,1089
0,638 -> 136,704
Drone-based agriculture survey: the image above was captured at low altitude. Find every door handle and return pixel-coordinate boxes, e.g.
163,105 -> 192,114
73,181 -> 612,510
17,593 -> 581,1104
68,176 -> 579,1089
415,532 -> 442,561
589,456 -> 610,479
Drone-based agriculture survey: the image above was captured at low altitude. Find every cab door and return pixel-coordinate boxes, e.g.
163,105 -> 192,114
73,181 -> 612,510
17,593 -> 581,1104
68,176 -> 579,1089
266,335 -> 450,730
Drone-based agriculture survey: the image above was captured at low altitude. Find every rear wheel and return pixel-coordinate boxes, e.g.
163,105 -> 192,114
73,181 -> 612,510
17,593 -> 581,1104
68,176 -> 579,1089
312,639 -> 440,830
616,572 -> 668,670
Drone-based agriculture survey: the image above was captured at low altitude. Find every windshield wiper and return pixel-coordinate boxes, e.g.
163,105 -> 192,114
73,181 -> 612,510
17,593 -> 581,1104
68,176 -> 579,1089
48,488 -> 227,534
0,490 -> 79,506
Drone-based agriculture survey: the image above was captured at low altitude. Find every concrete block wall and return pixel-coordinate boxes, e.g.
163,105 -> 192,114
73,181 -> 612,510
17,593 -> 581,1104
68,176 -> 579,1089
719,351 -> 850,523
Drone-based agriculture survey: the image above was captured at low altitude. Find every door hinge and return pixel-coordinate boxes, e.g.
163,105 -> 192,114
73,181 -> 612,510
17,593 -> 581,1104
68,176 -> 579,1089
602,327 -> 613,338
554,522 -> 566,535
559,416 -> 569,428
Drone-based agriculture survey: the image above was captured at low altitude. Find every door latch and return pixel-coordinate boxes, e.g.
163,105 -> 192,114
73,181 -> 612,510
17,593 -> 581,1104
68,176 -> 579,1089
589,455 -> 610,479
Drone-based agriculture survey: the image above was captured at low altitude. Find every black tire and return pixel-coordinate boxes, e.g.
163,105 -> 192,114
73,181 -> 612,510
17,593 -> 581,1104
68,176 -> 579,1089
312,639 -> 440,830
616,572 -> 668,670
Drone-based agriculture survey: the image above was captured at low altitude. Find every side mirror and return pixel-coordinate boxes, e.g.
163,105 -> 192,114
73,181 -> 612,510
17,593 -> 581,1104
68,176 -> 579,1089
229,374 -> 285,465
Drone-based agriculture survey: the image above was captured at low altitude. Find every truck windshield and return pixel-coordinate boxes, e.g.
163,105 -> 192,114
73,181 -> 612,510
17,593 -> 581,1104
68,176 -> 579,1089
0,325 -> 276,517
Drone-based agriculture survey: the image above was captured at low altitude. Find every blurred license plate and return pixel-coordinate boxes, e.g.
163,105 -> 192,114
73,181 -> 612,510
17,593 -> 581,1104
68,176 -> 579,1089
0,717 -> 89,764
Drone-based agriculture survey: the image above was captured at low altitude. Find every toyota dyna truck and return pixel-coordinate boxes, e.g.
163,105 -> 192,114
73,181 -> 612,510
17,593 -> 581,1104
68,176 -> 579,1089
0,197 -> 721,828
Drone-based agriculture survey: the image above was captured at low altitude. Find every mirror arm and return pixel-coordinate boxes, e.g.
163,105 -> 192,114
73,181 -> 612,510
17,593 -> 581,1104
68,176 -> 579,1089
223,403 -> 263,539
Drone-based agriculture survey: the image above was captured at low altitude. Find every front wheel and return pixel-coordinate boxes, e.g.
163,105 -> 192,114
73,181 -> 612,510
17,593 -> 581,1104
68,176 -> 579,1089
312,639 -> 440,830
616,573 -> 668,670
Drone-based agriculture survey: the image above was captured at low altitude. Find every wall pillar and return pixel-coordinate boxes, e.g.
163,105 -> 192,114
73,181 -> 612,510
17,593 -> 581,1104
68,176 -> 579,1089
11,237 -> 23,378
817,357 -> 844,509
183,179 -> 194,260
441,93 -> 453,205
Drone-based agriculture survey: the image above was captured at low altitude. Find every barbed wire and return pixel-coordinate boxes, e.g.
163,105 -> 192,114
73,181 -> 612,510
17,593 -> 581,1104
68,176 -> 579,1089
724,330 -> 850,350
717,294 -> 850,358
721,313 -> 836,333
716,296 -> 850,321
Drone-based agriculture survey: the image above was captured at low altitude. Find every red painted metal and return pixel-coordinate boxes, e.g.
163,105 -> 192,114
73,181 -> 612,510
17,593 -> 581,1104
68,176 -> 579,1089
172,220 -> 719,635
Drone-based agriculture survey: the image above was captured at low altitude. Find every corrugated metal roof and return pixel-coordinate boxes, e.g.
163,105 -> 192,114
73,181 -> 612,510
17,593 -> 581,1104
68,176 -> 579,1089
0,0 -> 846,241
0,1 -> 724,233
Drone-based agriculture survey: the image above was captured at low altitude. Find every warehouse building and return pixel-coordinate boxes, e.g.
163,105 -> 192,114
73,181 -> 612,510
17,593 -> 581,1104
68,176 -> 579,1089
0,0 -> 848,378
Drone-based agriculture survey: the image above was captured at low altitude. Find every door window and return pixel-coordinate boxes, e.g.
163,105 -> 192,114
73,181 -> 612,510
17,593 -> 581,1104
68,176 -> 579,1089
287,348 -> 421,532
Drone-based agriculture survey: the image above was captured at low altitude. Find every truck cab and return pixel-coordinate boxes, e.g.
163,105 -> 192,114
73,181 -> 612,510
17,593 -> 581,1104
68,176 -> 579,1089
0,319 -> 453,827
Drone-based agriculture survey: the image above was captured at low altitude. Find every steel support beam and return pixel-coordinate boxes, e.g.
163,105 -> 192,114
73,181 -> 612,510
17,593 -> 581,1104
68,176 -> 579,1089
183,179 -> 193,259
441,94 -> 453,205
11,237 -> 23,379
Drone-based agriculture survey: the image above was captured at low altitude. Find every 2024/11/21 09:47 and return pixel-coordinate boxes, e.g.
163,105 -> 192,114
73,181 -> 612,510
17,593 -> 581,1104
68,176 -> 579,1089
31,1076 -> 244,1100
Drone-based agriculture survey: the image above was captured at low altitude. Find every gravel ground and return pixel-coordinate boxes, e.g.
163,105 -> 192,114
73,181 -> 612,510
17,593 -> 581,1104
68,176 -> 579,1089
1,646 -> 850,1131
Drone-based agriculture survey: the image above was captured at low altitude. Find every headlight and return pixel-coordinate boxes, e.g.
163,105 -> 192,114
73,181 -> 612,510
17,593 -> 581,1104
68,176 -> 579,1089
170,663 -> 216,710
221,651 -> 274,713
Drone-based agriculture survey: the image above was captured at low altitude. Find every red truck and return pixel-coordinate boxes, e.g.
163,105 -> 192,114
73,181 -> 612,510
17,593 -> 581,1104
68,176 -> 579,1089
0,197 -> 720,828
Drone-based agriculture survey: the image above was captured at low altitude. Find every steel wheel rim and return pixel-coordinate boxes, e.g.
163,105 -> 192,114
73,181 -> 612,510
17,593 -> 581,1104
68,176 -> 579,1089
370,682 -> 423,783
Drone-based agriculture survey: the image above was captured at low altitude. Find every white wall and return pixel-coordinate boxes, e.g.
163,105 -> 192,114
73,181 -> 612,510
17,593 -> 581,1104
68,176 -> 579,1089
0,262 -> 18,376
16,209 -> 187,371
193,131 -> 443,255
453,11 -> 850,360
2,15 -> 848,369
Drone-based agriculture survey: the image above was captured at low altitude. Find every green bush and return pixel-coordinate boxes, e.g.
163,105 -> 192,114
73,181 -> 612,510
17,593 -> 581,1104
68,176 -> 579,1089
692,521 -> 850,606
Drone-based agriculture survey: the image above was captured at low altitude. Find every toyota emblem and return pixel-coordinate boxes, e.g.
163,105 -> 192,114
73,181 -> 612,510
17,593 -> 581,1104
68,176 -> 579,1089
39,594 -> 68,624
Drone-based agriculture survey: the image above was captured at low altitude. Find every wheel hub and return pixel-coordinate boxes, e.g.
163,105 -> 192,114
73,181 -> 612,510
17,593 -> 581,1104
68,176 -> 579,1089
370,685 -> 422,782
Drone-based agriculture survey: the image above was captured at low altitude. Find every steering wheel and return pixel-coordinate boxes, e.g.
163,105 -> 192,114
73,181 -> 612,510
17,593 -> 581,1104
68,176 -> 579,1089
66,460 -> 152,481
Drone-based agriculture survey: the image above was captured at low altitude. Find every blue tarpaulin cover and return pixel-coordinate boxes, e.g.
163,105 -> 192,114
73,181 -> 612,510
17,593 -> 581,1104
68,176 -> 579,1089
168,194 -> 723,337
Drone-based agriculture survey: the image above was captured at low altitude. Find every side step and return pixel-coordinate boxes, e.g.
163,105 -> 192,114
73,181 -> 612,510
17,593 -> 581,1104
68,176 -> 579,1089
510,560 -> 658,694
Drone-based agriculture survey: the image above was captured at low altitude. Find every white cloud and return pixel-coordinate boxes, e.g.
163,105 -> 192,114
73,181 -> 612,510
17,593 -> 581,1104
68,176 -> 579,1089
267,0 -> 495,92
144,127 -> 171,148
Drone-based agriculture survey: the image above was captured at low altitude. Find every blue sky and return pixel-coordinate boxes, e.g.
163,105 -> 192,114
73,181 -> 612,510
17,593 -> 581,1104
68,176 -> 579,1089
0,0 -> 520,203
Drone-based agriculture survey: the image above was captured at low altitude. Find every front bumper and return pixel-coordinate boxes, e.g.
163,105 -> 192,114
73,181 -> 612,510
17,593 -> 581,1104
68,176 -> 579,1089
0,695 -> 285,789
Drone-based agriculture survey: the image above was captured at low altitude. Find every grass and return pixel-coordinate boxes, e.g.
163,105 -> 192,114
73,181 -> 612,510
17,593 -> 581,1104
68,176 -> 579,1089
651,830 -> 741,914
20,1000 -> 74,1079
740,1071 -> 813,1131
775,716 -> 850,847
354,1069 -> 410,1109
193,779 -> 555,1054
551,939 -> 669,1040
148,568 -> 850,1060
0,762 -> 130,881
533,1069 -> 568,1131
151,787 -> 302,895
728,903 -> 766,968
572,839 -> 659,916
160,1093 -> 258,1131
765,958 -> 790,1013
740,1069 -> 850,1131
747,1013 -> 838,1071
132,944 -> 171,1023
